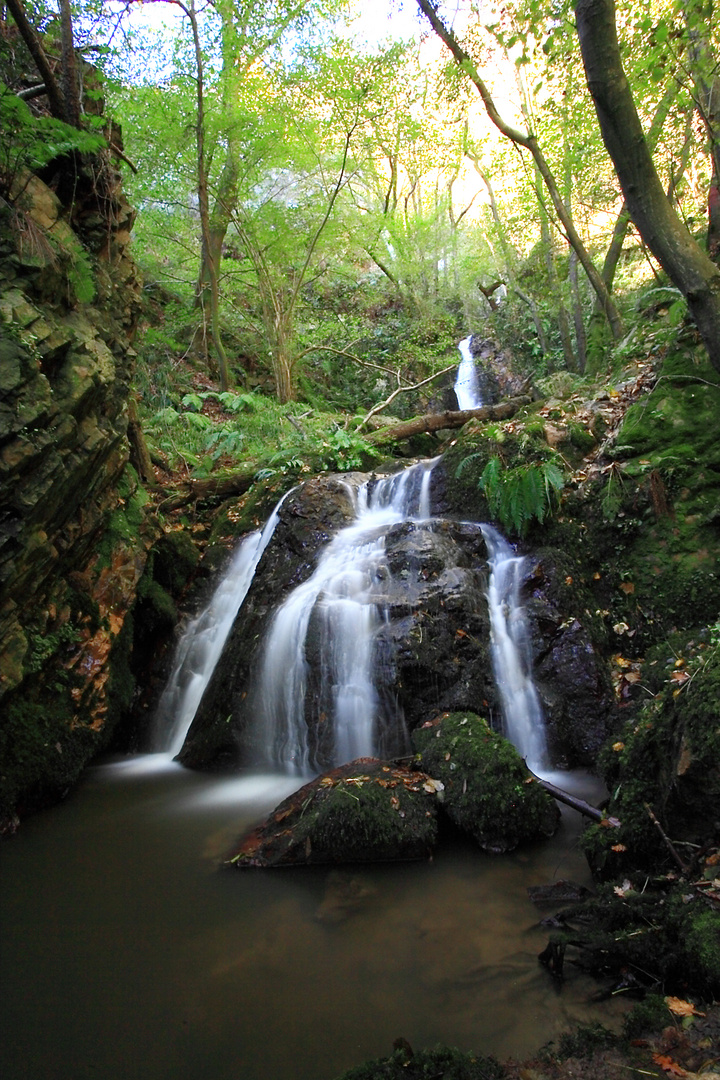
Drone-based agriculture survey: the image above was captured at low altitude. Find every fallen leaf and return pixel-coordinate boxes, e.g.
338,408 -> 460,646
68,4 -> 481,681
671,670 -> 690,684
620,581 -> 635,594
665,996 -> 706,1018
652,1053 -> 689,1077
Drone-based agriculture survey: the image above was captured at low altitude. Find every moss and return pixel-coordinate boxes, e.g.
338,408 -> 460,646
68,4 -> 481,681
583,638 -> 720,879
412,712 -> 560,852
0,690 -> 99,824
295,777 -> 438,862
97,465 -> 150,565
682,908 -> 720,991
622,995 -> 670,1040
568,420 -> 597,453
334,1043 -> 505,1080
543,1022 -> 616,1062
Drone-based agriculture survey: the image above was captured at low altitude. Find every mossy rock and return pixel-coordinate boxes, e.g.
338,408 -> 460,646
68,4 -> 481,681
545,882 -> 720,999
226,759 -> 439,867
582,639 -> 720,879
333,1043 -> 505,1080
412,712 -> 560,853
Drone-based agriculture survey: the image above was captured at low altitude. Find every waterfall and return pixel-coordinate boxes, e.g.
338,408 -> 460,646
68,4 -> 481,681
481,524 -> 548,774
256,459 -> 438,774
151,492 -> 290,756
454,336 -> 483,410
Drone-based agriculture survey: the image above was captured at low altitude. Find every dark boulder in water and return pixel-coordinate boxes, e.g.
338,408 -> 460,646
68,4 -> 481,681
224,758 -> 441,867
412,712 -> 561,853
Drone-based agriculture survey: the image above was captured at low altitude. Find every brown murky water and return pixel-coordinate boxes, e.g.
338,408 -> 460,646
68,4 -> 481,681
0,759 -> 629,1080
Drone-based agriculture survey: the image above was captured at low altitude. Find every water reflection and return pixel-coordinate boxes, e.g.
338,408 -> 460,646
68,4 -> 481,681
0,763 -> 627,1080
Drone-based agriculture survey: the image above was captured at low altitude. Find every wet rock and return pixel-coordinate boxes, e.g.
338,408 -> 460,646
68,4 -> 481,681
412,711 -> 561,853
179,484 -> 498,771
0,147 -> 146,829
225,759 -> 439,867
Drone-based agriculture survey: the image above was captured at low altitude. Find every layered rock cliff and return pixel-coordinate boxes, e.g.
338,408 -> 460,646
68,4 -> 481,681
0,148 -> 150,831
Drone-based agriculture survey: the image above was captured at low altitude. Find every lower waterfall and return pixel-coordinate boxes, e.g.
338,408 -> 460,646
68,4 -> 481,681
481,524 -> 548,773
255,460 -> 436,773
154,457 -> 550,778
151,490 -> 290,756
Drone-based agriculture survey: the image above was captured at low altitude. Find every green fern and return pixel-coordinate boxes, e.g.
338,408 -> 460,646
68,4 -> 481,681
479,455 -> 565,537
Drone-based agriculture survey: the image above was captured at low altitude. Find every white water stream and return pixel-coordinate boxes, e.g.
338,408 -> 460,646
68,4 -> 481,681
454,335 -> 483,410
256,460 -> 436,773
481,524 -> 548,774
152,491 -> 290,757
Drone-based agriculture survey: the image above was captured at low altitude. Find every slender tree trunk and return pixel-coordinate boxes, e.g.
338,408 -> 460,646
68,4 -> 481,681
585,82 -> 679,370
59,0 -> 80,128
575,0 -> 720,372
180,0 -> 230,391
5,0 -> 66,122
468,154 -> 549,356
415,0 -> 623,341
684,0 -> 720,258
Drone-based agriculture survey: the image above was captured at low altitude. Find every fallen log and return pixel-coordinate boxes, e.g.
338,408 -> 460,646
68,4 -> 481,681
366,396 -> 532,444
156,465 -> 258,514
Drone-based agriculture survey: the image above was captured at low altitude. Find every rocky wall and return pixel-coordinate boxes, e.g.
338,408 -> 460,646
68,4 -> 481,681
0,153 -> 152,831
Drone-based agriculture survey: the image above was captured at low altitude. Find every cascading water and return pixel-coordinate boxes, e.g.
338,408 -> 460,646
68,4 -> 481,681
151,491 -> 290,757
454,335 -> 483,410
255,460 -> 437,774
481,523 -> 548,774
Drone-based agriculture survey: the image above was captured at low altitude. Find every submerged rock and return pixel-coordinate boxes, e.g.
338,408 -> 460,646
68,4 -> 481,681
412,712 -> 561,853
225,759 -> 440,867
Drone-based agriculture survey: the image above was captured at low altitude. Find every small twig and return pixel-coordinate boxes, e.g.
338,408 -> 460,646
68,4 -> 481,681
110,143 -> 138,174
644,803 -> 689,873
357,363 -> 458,431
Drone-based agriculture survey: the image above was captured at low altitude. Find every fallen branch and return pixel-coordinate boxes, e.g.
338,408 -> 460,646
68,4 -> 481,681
156,465 -> 258,514
357,363 -> 458,431
367,396 -> 532,444
644,803 -> 688,874
533,773 -> 619,826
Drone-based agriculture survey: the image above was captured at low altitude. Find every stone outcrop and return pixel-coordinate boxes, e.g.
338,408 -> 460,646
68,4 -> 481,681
0,151 -> 148,830
177,474 -> 497,771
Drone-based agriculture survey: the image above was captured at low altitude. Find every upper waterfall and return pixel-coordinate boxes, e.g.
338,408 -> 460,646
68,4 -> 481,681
454,336 -> 483,410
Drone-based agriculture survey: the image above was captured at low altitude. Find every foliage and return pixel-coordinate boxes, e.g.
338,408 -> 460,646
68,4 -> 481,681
0,83 -> 106,198
477,455 -> 565,537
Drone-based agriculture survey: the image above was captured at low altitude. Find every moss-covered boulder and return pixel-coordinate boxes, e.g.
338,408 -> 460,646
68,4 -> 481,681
582,635 -> 720,880
225,759 -> 440,867
412,712 -> 560,853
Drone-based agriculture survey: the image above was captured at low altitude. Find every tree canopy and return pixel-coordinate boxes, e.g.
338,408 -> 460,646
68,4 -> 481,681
2,0 -> 719,398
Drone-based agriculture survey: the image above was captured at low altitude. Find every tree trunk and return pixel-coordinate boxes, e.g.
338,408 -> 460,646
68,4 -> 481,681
575,0 -> 720,372
5,0 -> 67,122
59,0 -> 80,128
684,1 -> 720,259
182,0 -> 230,392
